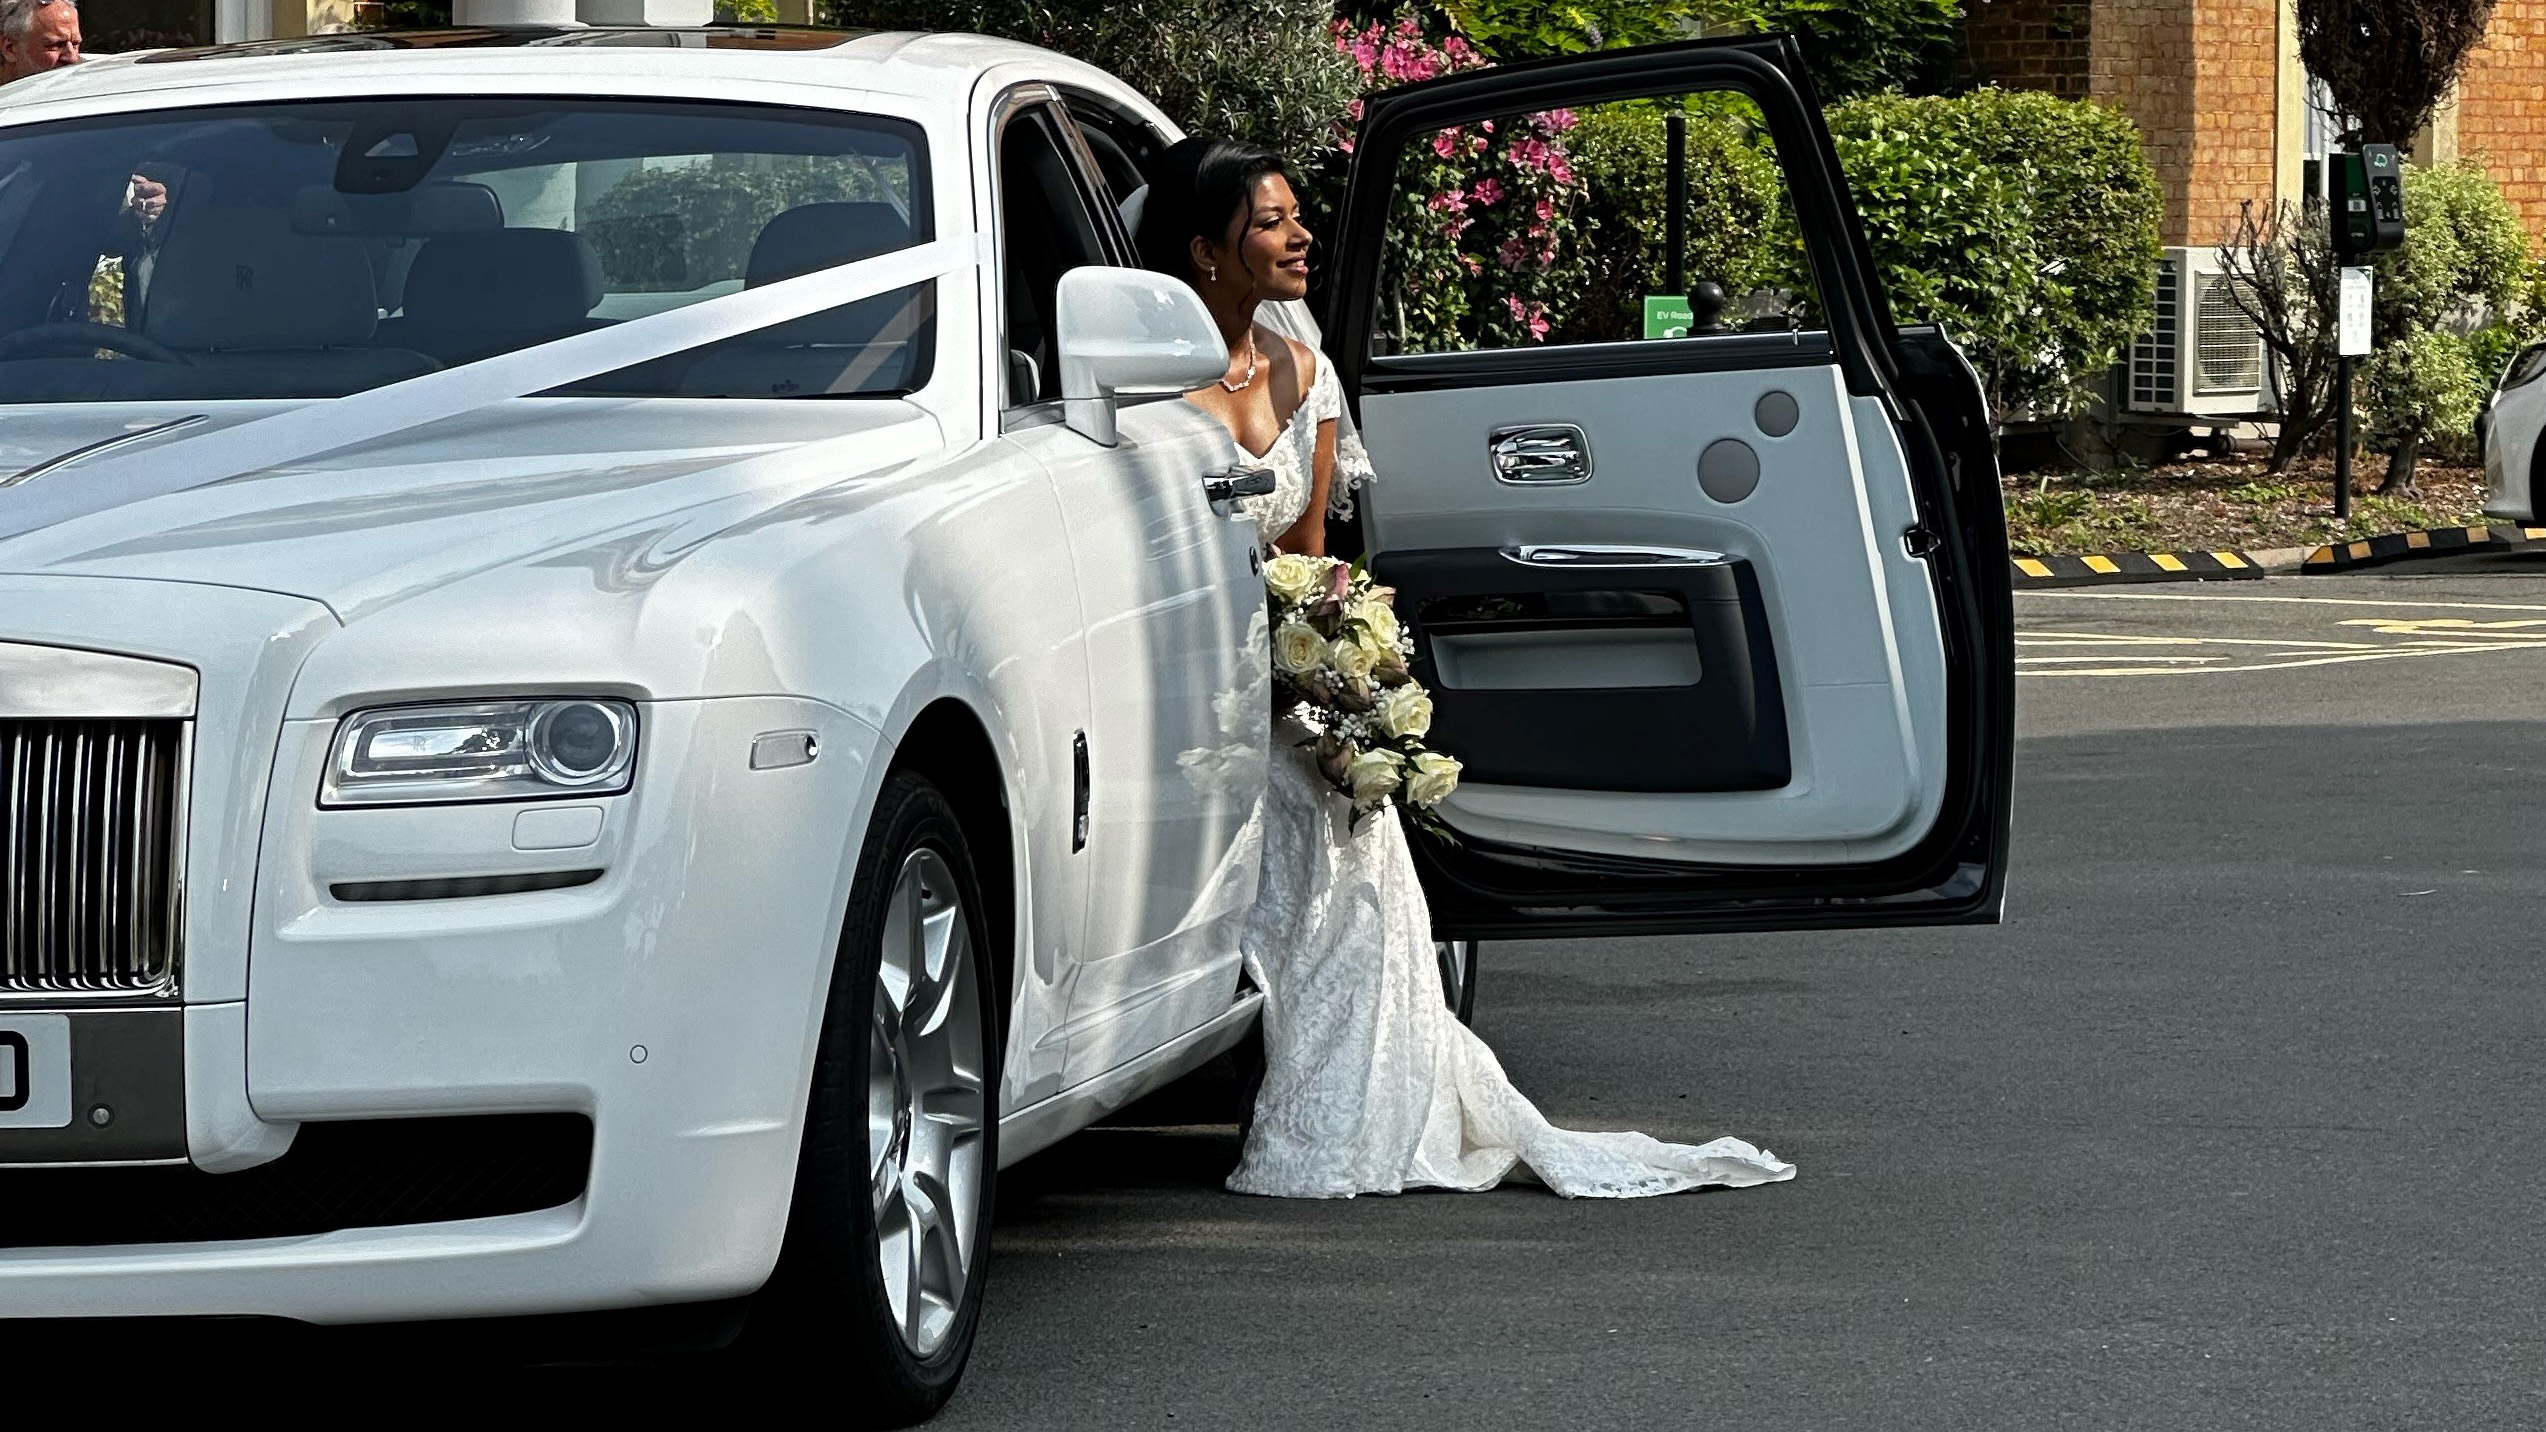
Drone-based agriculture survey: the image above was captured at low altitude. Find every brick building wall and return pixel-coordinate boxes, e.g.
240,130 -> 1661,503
1962,0 -> 2094,100
2453,0 -> 2546,242
1971,0 -> 2546,250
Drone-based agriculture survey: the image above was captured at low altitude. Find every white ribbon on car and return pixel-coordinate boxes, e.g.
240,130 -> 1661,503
0,235 -> 969,544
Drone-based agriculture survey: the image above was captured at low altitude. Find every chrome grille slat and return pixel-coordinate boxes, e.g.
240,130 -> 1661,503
0,718 -> 183,996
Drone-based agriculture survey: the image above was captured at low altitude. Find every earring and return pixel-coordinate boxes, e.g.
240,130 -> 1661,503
1206,264 -> 1219,283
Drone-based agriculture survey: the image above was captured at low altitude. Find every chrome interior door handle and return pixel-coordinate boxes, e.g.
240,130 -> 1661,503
1489,424 -> 1592,485
1503,544 -> 1729,568
1205,466 -> 1277,503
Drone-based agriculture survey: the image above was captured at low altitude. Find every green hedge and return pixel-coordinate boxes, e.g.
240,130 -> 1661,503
1811,88 -> 2162,421
1556,99 -> 1784,345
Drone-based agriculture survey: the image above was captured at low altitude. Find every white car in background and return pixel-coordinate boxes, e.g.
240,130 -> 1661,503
2482,340 -> 2546,520
0,20 -> 2014,1421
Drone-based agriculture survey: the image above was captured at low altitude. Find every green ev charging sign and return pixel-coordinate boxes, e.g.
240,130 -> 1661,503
1643,295 -> 1693,339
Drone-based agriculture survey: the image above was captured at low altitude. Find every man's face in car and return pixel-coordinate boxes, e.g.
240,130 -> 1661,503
0,3 -> 83,85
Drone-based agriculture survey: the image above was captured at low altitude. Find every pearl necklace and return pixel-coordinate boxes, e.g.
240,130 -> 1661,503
1219,332 -> 1260,393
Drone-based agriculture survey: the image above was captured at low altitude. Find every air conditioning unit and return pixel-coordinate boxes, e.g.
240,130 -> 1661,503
2126,246 -> 2268,419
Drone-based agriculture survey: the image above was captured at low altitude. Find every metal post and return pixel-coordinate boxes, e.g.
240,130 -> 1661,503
2335,354 -> 2353,523
1664,112 -> 1687,299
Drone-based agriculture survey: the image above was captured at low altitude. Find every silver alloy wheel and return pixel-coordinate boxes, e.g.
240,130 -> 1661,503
866,847 -> 987,1360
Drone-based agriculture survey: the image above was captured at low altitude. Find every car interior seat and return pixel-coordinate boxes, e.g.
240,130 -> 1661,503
138,206 -> 436,393
374,227 -> 607,367
670,200 -> 933,397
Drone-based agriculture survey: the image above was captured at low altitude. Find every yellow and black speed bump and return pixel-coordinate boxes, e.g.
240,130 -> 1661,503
2301,524 -> 2546,573
2011,549 -> 2264,587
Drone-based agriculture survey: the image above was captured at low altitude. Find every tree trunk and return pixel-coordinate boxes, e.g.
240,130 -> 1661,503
2381,428 -> 2422,494
2268,406 -> 2326,474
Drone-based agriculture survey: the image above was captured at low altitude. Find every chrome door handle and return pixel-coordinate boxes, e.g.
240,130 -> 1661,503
1205,466 -> 1277,503
1489,424 -> 1592,485
1503,544 -> 1728,568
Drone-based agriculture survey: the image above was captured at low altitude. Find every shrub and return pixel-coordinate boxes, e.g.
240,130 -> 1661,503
1806,88 -> 2162,422
1335,16 -> 1592,352
1556,99 -> 1784,343
820,0 -> 1360,165
1433,0 -> 1708,56
2364,162 -> 2537,484
1731,0 -> 1967,100
1436,0 -> 1965,101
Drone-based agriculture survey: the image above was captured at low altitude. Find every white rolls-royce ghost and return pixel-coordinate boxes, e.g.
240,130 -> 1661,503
0,19 -> 2013,1422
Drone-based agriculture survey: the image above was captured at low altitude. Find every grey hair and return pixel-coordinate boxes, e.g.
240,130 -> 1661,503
0,0 -> 76,39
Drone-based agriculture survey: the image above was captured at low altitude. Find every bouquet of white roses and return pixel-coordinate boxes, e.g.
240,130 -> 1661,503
1261,551 -> 1462,832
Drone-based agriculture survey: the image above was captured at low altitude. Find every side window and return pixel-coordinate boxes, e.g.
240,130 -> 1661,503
997,105 -> 1109,406
1371,91 -> 1820,356
1059,94 -> 1166,237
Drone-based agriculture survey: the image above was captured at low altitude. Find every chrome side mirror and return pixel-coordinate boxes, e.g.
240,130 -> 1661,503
1054,266 -> 1229,446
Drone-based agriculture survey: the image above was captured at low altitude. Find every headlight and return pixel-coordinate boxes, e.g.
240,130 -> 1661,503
322,699 -> 638,807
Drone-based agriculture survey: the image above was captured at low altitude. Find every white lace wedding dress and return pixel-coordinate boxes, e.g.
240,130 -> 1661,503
1224,350 -> 1798,1199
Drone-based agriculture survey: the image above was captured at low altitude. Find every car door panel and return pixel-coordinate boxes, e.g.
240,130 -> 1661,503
1360,356 -> 1947,865
1025,402 -> 1264,1087
1328,37 -> 2011,936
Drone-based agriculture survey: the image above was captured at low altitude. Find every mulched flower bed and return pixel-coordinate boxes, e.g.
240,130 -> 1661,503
2000,454 -> 2493,558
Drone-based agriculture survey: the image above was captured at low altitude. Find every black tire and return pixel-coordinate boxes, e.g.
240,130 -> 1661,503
743,771 -> 999,1427
1435,939 -> 1479,1025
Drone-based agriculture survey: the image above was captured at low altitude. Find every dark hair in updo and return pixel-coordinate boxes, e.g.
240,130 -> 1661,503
1135,136 -> 1299,286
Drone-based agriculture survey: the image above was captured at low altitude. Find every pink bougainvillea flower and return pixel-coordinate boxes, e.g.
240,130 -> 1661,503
1347,98 -> 1364,121
1505,294 -> 1526,321
1480,118 -> 1496,134
1471,177 -> 1503,206
1432,130 -> 1457,159
1497,235 -> 1528,270
1548,155 -> 1574,185
1535,197 -> 1555,223
1546,108 -> 1579,131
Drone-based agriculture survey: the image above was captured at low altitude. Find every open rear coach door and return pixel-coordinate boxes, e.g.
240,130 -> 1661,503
1327,37 -> 2014,938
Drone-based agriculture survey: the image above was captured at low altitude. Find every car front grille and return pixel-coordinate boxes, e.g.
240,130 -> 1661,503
0,1114 -> 594,1249
1,719 -> 187,996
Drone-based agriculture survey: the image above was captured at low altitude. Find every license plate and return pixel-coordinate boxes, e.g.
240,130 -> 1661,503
0,1013 -> 71,1129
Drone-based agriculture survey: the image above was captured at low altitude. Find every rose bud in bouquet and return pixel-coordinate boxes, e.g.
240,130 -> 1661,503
1317,731 -> 1357,788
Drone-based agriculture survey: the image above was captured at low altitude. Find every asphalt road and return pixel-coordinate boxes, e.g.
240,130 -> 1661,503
914,571 -> 2546,1430
60,571 -> 2546,1426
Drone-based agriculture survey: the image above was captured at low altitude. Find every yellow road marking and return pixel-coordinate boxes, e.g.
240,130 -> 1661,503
2348,541 -> 2373,558
2151,553 -> 2187,572
2022,641 -> 2546,678
2022,592 -> 2546,612
2337,617 -> 2546,635
2212,551 -> 2248,568
2081,555 -> 2120,574
2014,557 -> 2053,578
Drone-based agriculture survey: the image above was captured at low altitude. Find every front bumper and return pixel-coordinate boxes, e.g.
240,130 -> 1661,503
2,585 -> 885,1320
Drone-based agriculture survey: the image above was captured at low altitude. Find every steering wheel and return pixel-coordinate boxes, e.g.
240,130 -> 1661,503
0,322 -> 189,365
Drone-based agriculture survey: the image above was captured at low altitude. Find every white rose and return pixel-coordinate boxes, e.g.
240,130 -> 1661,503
1405,750 -> 1461,806
1375,684 -> 1433,739
1327,636 -> 1377,682
1352,597 -> 1401,650
1273,622 -> 1327,676
1264,552 -> 1324,605
1347,747 -> 1404,805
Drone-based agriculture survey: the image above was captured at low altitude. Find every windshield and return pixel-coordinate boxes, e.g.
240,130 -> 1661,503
0,98 -> 934,403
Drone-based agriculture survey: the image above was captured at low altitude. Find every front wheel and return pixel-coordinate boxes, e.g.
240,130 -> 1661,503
746,771 -> 998,1427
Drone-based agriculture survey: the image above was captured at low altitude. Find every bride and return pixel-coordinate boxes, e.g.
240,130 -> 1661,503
1134,136 -> 1798,1200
